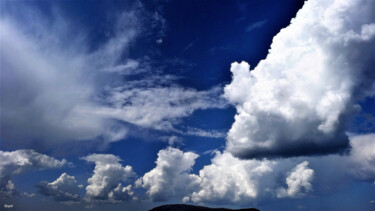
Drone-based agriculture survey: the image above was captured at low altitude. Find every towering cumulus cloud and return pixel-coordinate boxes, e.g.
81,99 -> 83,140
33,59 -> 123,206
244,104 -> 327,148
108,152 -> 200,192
224,0 -> 375,158
83,154 -> 136,202
277,161 -> 314,198
136,147 -> 200,202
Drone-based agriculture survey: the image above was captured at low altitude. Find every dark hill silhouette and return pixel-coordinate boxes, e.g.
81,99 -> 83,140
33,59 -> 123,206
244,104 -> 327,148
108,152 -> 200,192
149,204 -> 260,211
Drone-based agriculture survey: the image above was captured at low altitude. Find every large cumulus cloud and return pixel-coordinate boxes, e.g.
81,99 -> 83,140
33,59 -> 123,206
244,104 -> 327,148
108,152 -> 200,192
224,0 -> 375,158
187,151 -> 277,204
136,147 -> 200,202
82,154 -> 136,202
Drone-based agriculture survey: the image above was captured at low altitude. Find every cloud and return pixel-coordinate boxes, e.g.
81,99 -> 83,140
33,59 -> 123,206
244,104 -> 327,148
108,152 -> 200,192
182,41 -> 194,52
159,136 -> 184,146
277,161 -> 314,198
82,154 -> 136,202
182,127 -> 226,139
102,59 -> 140,74
224,0 -> 375,158
346,133 -> 375,180
138,136 -> 373,204
246,20 -> 268,32
107,183 -> 136,202
0,9 -> 135,149
0,150 -> 66,198
136,147 -> 200,202
187,151 -> 276,204
94,85 -> 227,131
37,173 -> 82,202
138,148 -> 315,204
0,3 -> 226,151
23,192 -> 35,198
0,181 -> 18,198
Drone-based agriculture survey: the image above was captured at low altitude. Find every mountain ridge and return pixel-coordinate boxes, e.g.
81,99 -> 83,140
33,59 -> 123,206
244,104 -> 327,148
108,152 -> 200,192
148,204 -> 260,211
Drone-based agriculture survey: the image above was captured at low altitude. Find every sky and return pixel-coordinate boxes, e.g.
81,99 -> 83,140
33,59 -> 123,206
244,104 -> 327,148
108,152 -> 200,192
0,0 -> 375,210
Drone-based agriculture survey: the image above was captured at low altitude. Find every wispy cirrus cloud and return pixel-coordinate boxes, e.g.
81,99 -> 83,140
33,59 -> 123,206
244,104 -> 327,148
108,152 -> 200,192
245,19 -> 268,32
0,1 -> 227,152
0,7 -> 137,148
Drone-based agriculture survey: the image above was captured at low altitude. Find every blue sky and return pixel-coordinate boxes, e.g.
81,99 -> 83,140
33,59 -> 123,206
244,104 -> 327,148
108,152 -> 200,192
1,0 -> 375,210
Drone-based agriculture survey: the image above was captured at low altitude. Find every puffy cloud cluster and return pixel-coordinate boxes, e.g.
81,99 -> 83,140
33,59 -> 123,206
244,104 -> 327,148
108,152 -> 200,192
138,148 -> 316,204
136,147 -> 200,202
37,173 -> 82,202
0,150 -> 66,198
224,0 -> 375,158
107,183 -> 135,202
83,154 -> 136,202
187,151 -> 276,204
277,161 -> 314,198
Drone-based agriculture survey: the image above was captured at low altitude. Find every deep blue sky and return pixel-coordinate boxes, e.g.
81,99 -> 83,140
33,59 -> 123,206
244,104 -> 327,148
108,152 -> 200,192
1,0 -> 375,211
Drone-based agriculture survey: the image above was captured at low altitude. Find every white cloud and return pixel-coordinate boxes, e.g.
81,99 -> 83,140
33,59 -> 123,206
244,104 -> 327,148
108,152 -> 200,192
94,85 -> 226,131
224,0 -> 375,158
37,173 -> 82,202
0,12 -> 133,148
108,183 -> 136,202
246,20 -> 268,32
0,150 -> 66,198
102,59 -> 140,74
187,151 -> 276,204
277,161 -> 314,198
136,147 -> 200,202
137,148 -> 295,204
0,4 -> 226,150
83,154 -> 136,202
346,133 -> 375,180
137,143 -> 369,204
182,127 -> 226,139
182,134 -> 372,203
159,136 -> 184,146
